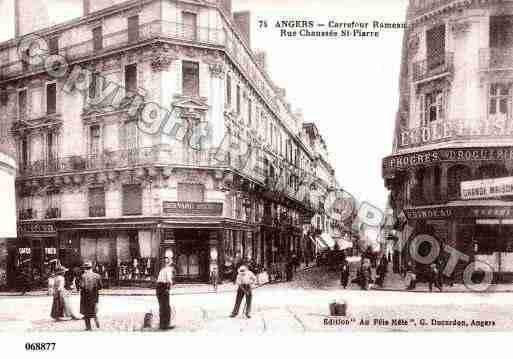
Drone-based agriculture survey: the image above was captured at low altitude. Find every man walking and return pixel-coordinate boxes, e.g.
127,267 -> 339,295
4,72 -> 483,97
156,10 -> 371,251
156,257 -> 174,330
230,265 -> 257,319
428,263 -> 443,292
80,261 -> 102,331
340,259 -> 350,289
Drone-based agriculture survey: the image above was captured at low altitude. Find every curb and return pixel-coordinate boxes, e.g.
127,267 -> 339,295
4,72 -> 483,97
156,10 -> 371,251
0,281 -> 278,298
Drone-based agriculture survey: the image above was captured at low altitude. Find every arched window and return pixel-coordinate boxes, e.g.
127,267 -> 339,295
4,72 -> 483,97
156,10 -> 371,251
447,165 -> 472,200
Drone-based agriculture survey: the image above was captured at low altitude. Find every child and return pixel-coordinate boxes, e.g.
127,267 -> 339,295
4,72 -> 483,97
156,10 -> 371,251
210,267 -> 219,292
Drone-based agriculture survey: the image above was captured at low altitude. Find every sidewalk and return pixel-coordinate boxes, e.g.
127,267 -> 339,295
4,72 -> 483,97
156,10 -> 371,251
0,281 -> 270,297
373,271 -> 513,293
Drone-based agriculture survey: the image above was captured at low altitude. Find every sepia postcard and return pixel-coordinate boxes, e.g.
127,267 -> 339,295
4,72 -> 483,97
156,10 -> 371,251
0,0 -> 512,356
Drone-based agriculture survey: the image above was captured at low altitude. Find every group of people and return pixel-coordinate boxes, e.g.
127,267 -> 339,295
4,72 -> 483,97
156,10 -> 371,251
339,256 -> 389,290
404,261 -> 444,292
49,261 -> 103,331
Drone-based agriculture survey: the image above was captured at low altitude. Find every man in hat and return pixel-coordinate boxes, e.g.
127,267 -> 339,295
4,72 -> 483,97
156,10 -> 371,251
230,265 -> 257,319
156,257 -> 174,330
80,261 -> 103,331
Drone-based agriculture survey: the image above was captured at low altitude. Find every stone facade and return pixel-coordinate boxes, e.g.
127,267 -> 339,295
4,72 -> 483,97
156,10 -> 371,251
384,0 -> 513,280
0,0 -> 341,286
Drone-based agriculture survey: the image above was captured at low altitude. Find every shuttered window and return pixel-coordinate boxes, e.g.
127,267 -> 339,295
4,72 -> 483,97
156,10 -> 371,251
183,12 -> 197,40
426,25 -> 445,70
125,64 -> 137,94
49,38 -> 59,55
89,187 -> 105,217
177,183 -> 205,202
182,61 -> 199,97
123,184 -> 142,215
18,89 -> 27,119
46,83 -> 56,114
226,74 -> 232,106
93,26 -> 103,51
490,16 -> 513,48
127,15 -> 139,42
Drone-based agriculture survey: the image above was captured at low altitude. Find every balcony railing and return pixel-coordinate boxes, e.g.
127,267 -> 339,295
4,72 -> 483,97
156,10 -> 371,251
17,145 -> 270,185
479,48 -> 513,71
89,206 -> 106,217
19,209 -> 36,220
0,20 -> 226,79
409,0 -> 459,17
44,207 -> 61,219
412,53 -> 454,82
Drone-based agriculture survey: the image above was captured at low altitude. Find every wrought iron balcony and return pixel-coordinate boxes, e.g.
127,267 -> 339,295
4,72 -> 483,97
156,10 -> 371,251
44,207 -> 61,219
479,48 -> 513,71
412,53 -> 454,82
409,0 -> 460,17
19,208 -> 36,220
0,20 -> 226,79
89,206 -> 106,218
17,146 -> 222,177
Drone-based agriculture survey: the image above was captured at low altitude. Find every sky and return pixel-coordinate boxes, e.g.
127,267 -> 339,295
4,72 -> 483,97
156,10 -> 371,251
0,0 -> 408,210
232,0 -> 408,209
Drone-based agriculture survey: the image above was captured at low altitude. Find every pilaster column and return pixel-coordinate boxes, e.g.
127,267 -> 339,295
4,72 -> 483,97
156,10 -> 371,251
440,163 -> 449,201
209,231 -> 219,273
209,62 -> 226,149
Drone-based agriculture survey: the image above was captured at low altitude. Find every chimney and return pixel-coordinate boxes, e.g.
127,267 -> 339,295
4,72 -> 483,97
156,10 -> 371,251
255,51 -> 266,70
83,0 -> 90,15
233,11 -> 251,47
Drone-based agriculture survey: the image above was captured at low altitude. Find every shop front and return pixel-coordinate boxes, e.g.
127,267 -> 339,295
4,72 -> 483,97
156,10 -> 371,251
403,205 -> 513,281
13,222 -> 60,287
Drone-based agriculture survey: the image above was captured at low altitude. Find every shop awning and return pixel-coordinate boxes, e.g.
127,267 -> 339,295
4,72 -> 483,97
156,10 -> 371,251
320,232 -> 335,248
308,235 -> 328,250
335,237 -> 353,249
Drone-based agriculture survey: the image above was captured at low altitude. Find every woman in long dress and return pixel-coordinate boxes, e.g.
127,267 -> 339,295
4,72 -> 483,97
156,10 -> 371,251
50,267 -> 80,321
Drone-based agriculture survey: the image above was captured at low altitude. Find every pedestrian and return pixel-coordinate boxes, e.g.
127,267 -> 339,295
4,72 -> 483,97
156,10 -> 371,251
17,267 -> 31,295
156,257 -> 174,330
428,263 -> 442,292
340,259 -> 350,289
230,265 -> 257,319
285,257 -> 294,282
51,266 -> 80,321
358,259 -> 372,290
405,262 -> 416,290
79,261 -> 103,331
210,266 -> 219,292
376,257 -> 388,288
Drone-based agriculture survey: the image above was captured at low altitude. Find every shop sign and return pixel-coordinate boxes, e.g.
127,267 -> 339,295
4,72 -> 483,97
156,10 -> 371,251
163,201 -> 223,216
45,247 -> 57,255
18,247 -> 31,255
398,119 -> 513,149
461,176 -> 513,200
383,146 -> 513,173
405,206 -> 513,219
18,223 -> 57,234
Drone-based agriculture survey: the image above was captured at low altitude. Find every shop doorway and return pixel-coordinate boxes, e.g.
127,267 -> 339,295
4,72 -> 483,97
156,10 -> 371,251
174,229 -> 210,282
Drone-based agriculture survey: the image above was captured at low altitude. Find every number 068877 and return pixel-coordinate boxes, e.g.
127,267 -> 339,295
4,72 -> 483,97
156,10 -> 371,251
25,342 -> 56,351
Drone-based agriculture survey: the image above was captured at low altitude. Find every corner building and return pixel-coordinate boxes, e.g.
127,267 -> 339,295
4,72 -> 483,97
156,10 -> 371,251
383,0 -> 513,280
0,0 -> 341,285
